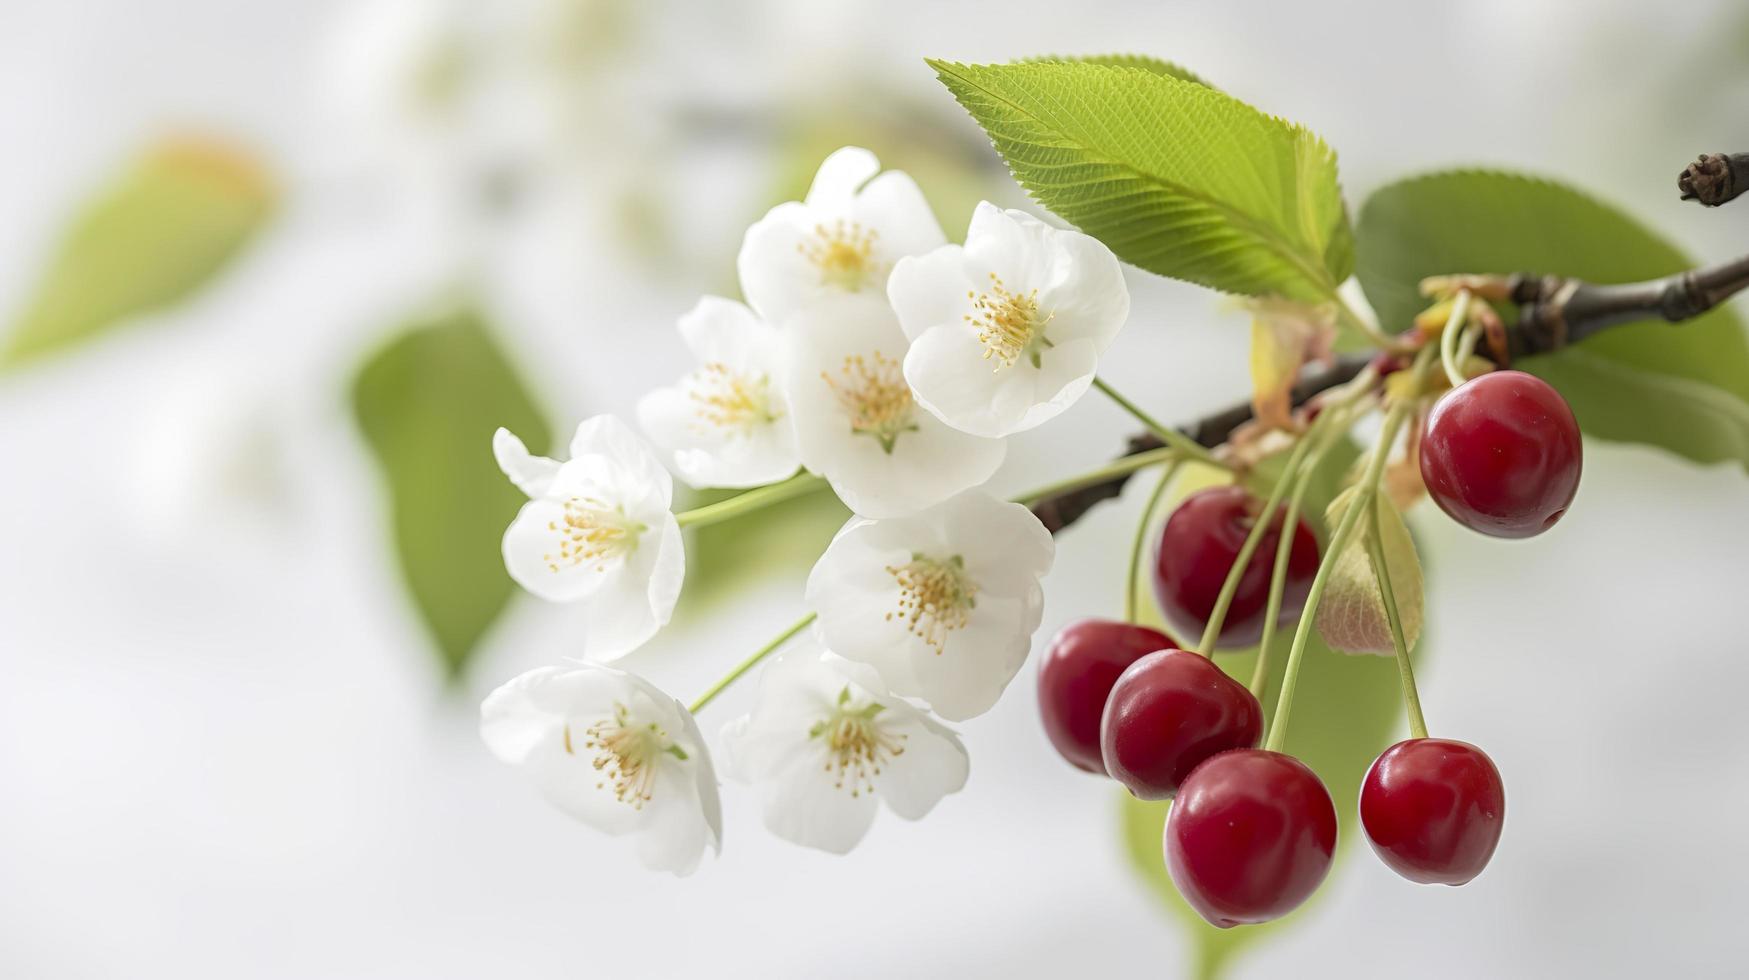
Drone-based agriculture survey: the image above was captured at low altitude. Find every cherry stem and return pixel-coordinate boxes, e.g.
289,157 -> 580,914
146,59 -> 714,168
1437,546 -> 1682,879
1193,432 -> 1320,657
1334,293 -> 1401,351
1248,407 -> 1356,697
1124,460 -> 1182,624
1264,347 -> 1438,753
1090,376 -> 1227,470
1367,498 -> 1429,739
1438,290 -> 1475,389
1011,446 -> 1181,505
673,473 -> 826,529
687,612 -> 817,715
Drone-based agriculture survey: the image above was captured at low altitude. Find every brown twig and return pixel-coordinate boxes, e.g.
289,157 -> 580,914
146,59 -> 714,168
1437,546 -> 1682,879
1678,153 -> 1749,207
1036,252 -> 1749,535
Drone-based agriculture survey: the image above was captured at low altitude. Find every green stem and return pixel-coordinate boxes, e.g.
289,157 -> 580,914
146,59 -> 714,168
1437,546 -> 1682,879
1368,496 -> 1429,739
1247,413 -> 1351,697
687,612 -> 817,714
673,473 -> 824,529
1264,348 -> 1437,753
1194,433 -> 1319,657
1090,376 -> 1226,469
1439,290 -> 1474,389
1335,293 -> 1401,351
1125,461 -> 1182,624
1010,446 -> 1181,505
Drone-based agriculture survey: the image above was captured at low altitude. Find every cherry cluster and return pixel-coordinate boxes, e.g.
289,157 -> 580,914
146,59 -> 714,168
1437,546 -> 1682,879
1037,367 -> 1581,927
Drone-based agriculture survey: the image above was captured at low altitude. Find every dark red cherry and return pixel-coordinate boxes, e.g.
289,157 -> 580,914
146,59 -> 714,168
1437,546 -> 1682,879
1151,485 -> 1320,648
1165,749 -> 1337,928
1037,619 -> 1175,773
1359,738 -> 1505,885
1099,649 -> 1263,799
1419,370 -> 1581,538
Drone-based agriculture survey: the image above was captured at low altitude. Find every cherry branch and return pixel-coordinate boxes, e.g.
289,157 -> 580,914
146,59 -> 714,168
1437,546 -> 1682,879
1033,251 -> 1749,535
1678,153 -> 1749,207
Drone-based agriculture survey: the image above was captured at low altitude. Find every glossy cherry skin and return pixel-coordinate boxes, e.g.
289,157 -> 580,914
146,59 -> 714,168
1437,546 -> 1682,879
1151,486 -> 1320,648
1359,738 -> 1505,885
1419,370 -> 1581,538
1037,619 -> 1176,773
1165,749 -> 1338,928
1100,649 -> 1263,799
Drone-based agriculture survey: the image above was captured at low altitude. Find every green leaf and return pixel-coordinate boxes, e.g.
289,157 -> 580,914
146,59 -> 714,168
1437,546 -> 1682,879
928,59 -> 1354,301
1124,439 -> 1414,977
1355,169 -> 1749,470
1316,489 -> 1423,655
352,307 -> 550,678
2,137 -> 275,369
1025,53 -> 1212,87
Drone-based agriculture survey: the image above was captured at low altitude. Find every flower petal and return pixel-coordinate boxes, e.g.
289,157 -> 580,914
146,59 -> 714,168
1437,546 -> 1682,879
872,709 -> 969,820
887,245 -> 972,343
578,514 -> 683,660
501,498 -> 615,603
493,427 -> 561,498
852,170 -> 948,268
803,145 -> 881,210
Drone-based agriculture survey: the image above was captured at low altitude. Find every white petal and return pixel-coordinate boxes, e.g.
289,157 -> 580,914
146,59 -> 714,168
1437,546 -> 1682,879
1039,227 -> 1130,350
872,709 -> 969,820
567,415 -> 673,510
580,515 -> 683,661
887,246 -> 973,343
852,170 -> 948,267
631,762 -> 716,875
674,295 -> 767,368
675,696 -> 724,858
501,498 -> 615,603
964,203 -> 1058,288
493,427 -> 561,498
479,665 -> 575,764
725,714 -> 881,855
904,593 -> 1036,721
803,145 -> 881,210
902,322 -> 1014,438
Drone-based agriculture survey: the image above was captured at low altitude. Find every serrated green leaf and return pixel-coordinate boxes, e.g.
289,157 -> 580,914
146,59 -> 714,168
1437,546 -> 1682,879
1125,439 -> 1415,977
1025,53 -> 1212,87
1316,489 -> 1423,655
352,307 -> 550,678
1356,169 -> 1749,470
929,59 -> 1353,301
2,137 -> 275,369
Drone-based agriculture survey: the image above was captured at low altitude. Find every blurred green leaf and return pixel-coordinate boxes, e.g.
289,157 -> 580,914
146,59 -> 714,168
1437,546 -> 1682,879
1316,489 -> 1423,655
676,483 -> 849,618
930,59 -> 1354,301
2,136 -> 275,369
1355,170 -> 1749,470
352,307 -> 549,678
1124,438 -> 1415,978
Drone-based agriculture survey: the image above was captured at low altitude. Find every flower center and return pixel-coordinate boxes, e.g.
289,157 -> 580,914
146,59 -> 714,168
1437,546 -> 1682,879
886,553 -> 978,652
689,362 -> 778,436
820,350 -> 918,454
810,688 -> 906,797
544,497 -> 645,573
798,219 -> 881,291
567,703 -> 687,810
966,273 -> 1051,370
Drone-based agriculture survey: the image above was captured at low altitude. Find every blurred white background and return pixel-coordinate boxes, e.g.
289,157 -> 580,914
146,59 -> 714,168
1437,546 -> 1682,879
3,1 -> 1748,977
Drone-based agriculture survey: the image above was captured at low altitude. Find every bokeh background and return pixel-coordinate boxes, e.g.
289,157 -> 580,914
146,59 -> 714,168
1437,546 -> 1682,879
4,1 -> 1749,977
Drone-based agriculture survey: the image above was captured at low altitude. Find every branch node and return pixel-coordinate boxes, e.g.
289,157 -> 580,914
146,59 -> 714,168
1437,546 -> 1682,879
1677,152 -> 1749,207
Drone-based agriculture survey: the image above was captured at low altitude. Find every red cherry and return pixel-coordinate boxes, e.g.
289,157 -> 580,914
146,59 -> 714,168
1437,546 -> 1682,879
1100,649 -> 1262,799
1419,370 -> 1581,538
1359,738 -> 1505,885
1037,619 -> 1175,773
1165,749 -> 1337,928
1151,486 -> 1320,648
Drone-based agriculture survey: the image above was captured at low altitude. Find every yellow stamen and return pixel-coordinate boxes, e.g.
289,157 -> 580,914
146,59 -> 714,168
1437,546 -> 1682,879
544,498 -> 644,573
798,219 -> 881,291
820,350 -> 917,453
689,362 -> 777,435
579,704 -> 676,810
886,554 -> 978,652
811,693 -> 907,797
966,273 -> 1050,370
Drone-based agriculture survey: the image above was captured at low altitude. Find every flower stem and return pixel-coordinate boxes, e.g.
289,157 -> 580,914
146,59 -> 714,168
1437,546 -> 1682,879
687,612 -> 817,715
1090,376 -> 1226,469
1125,461 -> 1182,624
1193,432 -> 1319,658
673,473 -> 825,529
1439,290 -> 1474,389
1263,347 -> 1437,753
1010,446 -> 1181,505
1368,496 -> 1429,739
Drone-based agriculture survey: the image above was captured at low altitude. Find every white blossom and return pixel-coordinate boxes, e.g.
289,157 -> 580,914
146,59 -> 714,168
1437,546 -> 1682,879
783,301 -> 1005,518
495,415 -> 683,659
719,650 -> 968,855
804,491 -> 1054,720
636,296 -> 799,489
888,203 -> 1130,438
482,663 -> 721,875
737,146 -> 946,324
